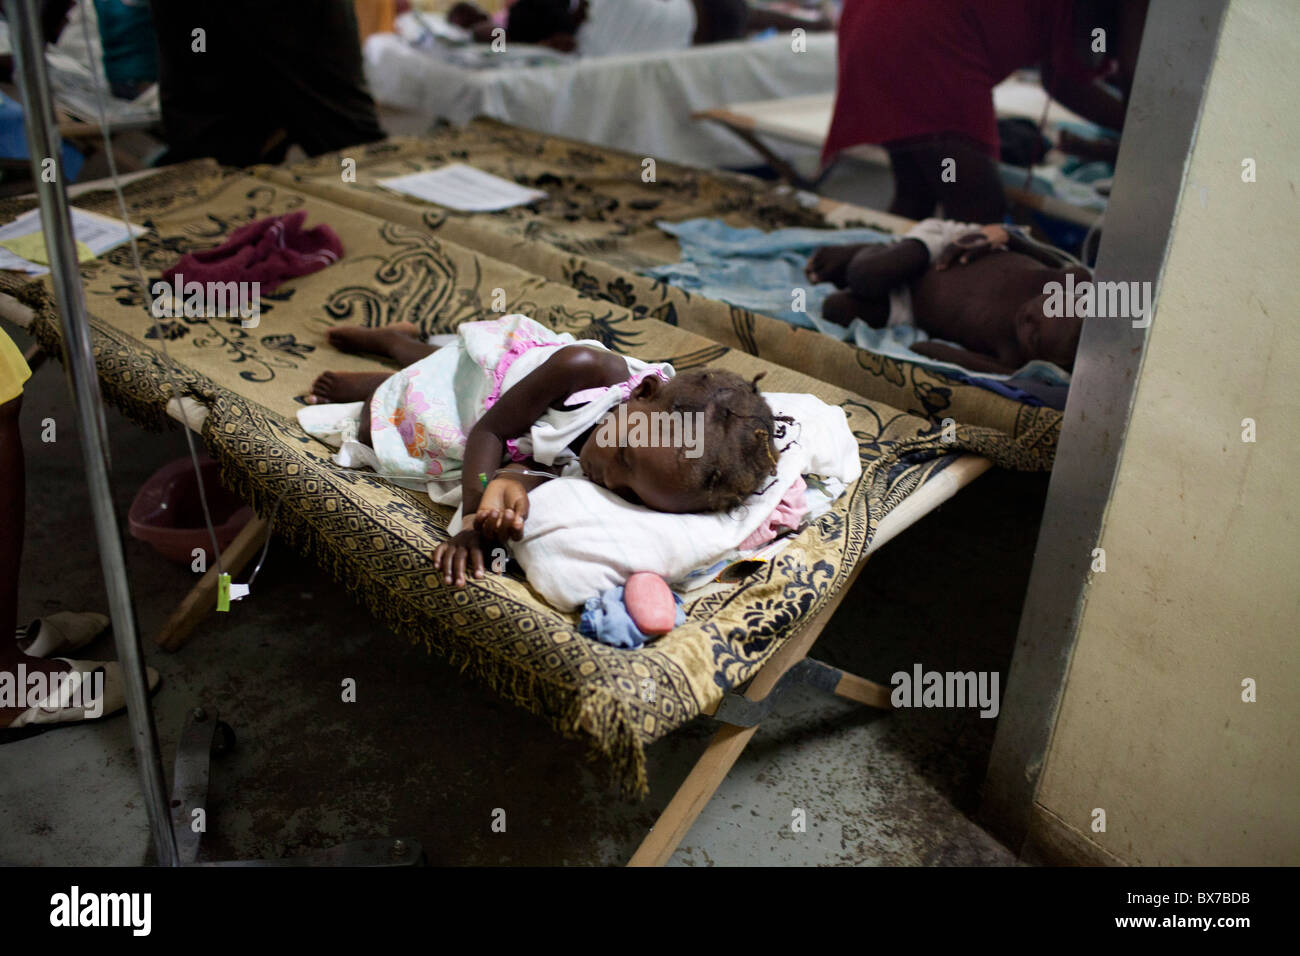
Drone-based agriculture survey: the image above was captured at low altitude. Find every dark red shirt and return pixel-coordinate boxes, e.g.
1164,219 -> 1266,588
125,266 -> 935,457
824,0 -> 1097,161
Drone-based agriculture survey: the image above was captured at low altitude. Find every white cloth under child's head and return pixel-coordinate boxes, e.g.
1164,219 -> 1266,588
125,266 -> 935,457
505,393 -> 862,610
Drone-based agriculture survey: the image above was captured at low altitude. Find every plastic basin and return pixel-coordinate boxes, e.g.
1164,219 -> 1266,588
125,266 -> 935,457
127,456 -> 254,564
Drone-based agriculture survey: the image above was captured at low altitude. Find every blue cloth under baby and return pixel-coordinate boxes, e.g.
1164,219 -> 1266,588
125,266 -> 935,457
644,218 -> 1070,408
579,585 -> 685,650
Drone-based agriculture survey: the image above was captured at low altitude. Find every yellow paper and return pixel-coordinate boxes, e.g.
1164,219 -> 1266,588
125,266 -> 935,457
0,232 -> 97,266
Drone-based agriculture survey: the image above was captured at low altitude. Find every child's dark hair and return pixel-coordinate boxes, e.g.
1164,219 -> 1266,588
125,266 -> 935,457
507,0 -> 577,44
661,368 -> 789,512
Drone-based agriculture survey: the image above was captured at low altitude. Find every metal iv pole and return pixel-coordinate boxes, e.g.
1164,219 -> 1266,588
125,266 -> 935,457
5,0 -> 181,866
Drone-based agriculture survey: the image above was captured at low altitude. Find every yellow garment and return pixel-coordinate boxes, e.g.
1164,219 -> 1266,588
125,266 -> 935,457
0,325 -> 32,405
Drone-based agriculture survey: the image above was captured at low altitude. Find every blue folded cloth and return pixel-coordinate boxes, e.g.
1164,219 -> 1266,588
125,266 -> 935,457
645,218 -> 893,329
643,218 -> 1071,408
579,585 -> 685,650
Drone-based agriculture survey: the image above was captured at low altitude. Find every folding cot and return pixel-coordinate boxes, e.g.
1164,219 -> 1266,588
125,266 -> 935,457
267,120 -> 1059,443
2,132 -> 1059,863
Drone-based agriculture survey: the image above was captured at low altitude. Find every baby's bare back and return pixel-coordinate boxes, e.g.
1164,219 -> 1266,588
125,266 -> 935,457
910,252 -> 1060,357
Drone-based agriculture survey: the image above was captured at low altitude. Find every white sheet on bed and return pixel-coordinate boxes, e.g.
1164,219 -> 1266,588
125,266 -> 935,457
502,393 -> 861,610
363,28 -> 837,168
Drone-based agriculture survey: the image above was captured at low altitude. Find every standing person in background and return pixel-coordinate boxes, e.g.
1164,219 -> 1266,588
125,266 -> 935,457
148,0 -> 386,167
93,0 -> 157,99
0,326 -> 159,732
824,0 -> 1147,222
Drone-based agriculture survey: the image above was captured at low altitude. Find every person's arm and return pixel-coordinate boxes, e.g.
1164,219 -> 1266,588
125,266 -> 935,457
435,344 -> 628,585
1057,128 -> 1119,164
1041,72 -> 1127,132
910,341 -> 1019,375
461,344 -> 627,517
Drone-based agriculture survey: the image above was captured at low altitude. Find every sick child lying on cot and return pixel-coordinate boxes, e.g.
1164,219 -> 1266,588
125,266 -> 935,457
804,220 -> 1087,374
302,314 -> 785,587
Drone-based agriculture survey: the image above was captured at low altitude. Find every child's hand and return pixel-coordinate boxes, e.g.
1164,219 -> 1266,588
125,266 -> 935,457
433,529 -> 487,587
473,476 -> 529,542
934,228 -> 1009,270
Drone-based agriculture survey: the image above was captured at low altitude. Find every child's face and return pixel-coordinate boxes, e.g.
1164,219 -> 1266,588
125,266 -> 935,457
1015,294 -> 1084,370
579,389 -> 707,514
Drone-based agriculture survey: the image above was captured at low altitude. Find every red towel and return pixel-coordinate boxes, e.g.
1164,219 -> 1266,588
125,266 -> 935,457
161,211 -> 343,294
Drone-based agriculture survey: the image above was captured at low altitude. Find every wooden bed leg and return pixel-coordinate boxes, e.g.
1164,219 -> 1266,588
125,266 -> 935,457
629,560 -> 872,866
155,515 -> 269,651
833,671 -> 894,710
629,666 -> 891,866
628,722 -> 760,867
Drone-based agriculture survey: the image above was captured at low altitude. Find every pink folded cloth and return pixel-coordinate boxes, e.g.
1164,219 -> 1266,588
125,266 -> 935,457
161,211 -> 343,294
739,476 -> 809,551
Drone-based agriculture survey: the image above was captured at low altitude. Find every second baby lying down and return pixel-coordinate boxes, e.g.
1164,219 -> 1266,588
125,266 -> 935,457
300,315 -> 786,586
805,219 -> 1088,375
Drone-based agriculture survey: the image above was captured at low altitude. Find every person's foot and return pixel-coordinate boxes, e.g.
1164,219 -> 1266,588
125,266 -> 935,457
326,322 -> 422,358
0,655 -> 71,729
805,244 -> 866,287
305,370 -> 393,405
17,611 -> 109,657
821,290 -> 891,328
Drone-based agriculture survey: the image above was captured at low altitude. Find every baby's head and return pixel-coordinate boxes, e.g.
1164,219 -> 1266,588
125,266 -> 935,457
579,368 -> 782,514
1014,293 -> 1084,371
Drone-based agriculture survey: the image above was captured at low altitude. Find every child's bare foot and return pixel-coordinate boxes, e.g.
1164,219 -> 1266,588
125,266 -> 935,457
326,322 -> 422,357
805,244 -> 866,287
306,370 -> 393,404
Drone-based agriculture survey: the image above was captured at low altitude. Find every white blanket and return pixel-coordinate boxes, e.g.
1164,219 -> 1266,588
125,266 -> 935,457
505,393 -> 861,610
576,0 -> 696,58
364,27 -> 837,168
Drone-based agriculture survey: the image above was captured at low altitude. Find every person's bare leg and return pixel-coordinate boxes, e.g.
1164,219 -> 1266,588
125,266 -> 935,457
844,238 -> 931,299
806,244 -> 869,287
381,334 -> 438,368
886,144 -> 939,221
326,322 -> 435,366
927,136 -> 1006,223
0,396 -> 24,654
307,370 -> 393,405
822,290 -> 891,328
0,395 -> 70,729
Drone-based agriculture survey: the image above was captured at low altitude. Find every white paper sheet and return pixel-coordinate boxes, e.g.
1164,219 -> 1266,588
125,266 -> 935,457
0,206 -> 147,275
377,164 -> 547,212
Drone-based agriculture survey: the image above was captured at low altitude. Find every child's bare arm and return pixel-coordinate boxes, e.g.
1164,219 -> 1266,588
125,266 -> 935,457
910,340 -> 1019,375
461,345 -> 628,518
435,345 -> 627,586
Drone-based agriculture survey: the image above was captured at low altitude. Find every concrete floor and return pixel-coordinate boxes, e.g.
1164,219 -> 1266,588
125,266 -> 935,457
0,318 -> 1047,866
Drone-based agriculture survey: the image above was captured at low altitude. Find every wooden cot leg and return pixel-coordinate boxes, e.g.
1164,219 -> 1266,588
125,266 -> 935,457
155,515 -> 269,651
628,722 -> 761,867
629,560 -> 872,866
833,671 -> 894,710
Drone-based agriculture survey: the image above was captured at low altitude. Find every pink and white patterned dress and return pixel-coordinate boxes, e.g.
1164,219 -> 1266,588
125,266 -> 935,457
297,314 -> 673,506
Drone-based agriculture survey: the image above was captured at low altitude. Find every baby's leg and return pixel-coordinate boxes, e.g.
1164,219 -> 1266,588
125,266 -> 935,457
806,243 -> 871,287
327,322 -> 433,366
821,290 -> 891,328
844,237 -> 930,299
307,370 -> 392,405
